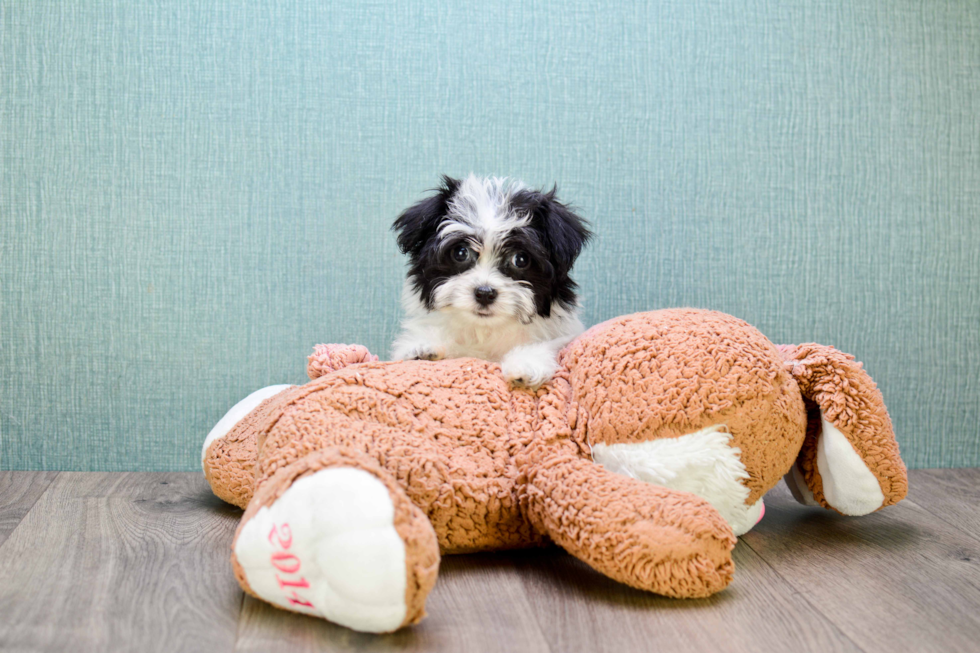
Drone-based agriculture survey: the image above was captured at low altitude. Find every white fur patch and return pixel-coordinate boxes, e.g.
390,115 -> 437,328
815,415 -> 885,515
234,467 -> 408,633
446,175 -> 529,251
429,264 -> 537,325
591,425 -> 761,536
202,384 -> 293,467
392,279 -> 583,364
500,340 -> 562,388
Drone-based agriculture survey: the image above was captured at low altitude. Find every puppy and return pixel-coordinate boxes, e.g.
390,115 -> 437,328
391,174 -> 592,388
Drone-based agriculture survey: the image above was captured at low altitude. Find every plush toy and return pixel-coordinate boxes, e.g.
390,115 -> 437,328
202,309 -> 906,633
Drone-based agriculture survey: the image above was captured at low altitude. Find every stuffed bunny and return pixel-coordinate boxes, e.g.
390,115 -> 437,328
202,309 -> 906,633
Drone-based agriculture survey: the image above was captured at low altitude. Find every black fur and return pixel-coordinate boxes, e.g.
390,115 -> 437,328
509,186 -> 592,316
392,176 -> 462,309
392,178 -> 592,316
392,175 -> 460,258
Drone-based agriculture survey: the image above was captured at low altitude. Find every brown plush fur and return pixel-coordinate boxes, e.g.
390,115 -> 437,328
778,343 -> 907,510
203,308 -> 907,630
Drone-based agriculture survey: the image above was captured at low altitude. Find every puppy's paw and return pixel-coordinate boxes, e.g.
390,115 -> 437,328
392,343 -> 445,362
500,347 -> 558,389
412,348 -> 444,362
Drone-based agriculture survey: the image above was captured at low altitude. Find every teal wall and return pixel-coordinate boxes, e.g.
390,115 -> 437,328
2,1 -> 978,471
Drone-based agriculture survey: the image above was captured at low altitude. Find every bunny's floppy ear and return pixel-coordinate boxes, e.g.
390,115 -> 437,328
778,344 -> 907,515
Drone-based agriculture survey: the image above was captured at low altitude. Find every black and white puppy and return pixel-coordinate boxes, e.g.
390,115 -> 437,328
391,174 -> 592,388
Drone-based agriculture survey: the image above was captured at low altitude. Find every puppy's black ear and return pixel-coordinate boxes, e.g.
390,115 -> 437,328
392,176 -> 459,258
524,186 -> 593,276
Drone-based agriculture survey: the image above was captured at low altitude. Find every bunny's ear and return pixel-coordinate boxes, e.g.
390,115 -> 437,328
778,344 -> 908,515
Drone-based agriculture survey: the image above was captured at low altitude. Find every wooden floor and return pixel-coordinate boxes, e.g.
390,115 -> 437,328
0,469 -> 978,653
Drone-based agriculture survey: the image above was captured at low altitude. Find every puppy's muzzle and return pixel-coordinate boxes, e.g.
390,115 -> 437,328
474,286 -> 498,307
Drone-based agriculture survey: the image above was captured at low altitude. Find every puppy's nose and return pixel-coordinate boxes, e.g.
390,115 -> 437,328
474,286 -> 498,307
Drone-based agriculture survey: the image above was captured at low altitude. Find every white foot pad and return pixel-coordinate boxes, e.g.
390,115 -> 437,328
234,468 -> 408,632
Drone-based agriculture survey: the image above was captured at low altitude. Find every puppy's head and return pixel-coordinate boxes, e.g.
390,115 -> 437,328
393,174 -> 592,325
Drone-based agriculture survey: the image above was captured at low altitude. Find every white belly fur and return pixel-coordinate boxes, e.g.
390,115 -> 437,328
591,425 -> 763,536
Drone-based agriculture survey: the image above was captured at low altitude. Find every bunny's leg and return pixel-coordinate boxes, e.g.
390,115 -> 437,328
232,448 -> 440,633
591,424 -> 766,536
524,454 -> 736,598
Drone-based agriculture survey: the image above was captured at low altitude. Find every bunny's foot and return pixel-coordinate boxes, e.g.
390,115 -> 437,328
232,449 -> 440,633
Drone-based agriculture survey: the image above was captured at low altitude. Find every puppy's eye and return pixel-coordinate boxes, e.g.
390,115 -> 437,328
511,252 -> 529,269
452,245 -> 471,263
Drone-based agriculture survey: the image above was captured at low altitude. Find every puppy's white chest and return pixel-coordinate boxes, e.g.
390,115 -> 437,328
445,320 -> 531,361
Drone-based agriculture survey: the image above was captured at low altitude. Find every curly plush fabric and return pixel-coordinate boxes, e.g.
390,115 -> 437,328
562,309 -> 807,503
307,343 -> 378,380
778,343 -> 908,511
203,308 -> 908,633
253,359 -> 548,552
204,386 -> 303,508
524,452 -> 736,597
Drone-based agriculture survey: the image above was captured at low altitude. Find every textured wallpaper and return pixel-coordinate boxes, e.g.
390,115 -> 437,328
2,0 -> 978,471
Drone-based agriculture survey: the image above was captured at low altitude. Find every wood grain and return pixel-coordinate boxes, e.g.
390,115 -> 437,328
0,471 -> 58,547
235,553 -> 550,653
0,472 -> 244,653
512,543 -> 862,653
906,468 -> 980,543
741,480 -> 980,653
2,470 -> 980,652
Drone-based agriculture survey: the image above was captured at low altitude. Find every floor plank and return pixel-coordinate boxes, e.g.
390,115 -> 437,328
0,471 -> 58,547
0,472 -> 244,653
741,480 -> 980,653
906,468 -> 980,543
512,543 -> 862,653
1,469 -> 978,652
235,553 -> 550,653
